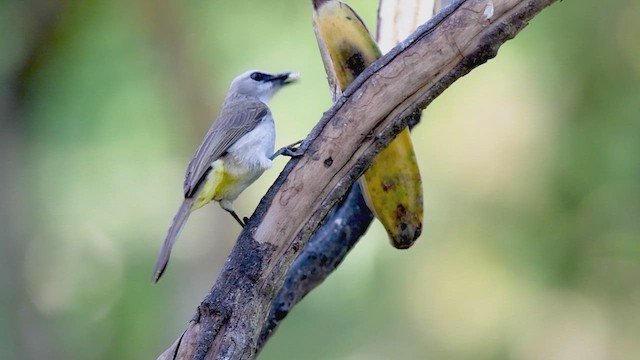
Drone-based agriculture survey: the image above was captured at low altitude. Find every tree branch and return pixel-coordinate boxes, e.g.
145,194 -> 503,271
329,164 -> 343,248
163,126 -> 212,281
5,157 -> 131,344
157,0 -> 559,358
257,181 -> 375,350
257,0 -> 439,347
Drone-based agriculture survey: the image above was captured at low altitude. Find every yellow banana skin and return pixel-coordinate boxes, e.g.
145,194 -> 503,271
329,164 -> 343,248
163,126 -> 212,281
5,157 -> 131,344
313,0 -> 423,248
360,129 -> 422,248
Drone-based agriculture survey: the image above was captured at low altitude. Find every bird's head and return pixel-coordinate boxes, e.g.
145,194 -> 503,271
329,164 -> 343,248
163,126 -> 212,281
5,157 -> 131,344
228,70 -> 299,104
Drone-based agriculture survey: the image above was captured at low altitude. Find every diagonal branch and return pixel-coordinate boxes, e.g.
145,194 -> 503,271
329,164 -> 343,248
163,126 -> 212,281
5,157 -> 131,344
157,0 -> 559,358
257,180 -> 375,350
257,0 -> 443,348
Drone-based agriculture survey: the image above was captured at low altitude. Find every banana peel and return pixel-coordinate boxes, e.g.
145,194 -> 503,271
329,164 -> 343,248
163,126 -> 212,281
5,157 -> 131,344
312,0 -> 423,249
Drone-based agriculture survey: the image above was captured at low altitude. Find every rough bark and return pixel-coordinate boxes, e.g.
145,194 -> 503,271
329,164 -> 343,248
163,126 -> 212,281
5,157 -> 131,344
157,0 -> 559,358
257,181 -> 374,349
257,0 -> 447,348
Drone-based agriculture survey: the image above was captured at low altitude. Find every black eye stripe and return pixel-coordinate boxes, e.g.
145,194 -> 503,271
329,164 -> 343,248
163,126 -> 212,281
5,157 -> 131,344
250,72 -> 266,81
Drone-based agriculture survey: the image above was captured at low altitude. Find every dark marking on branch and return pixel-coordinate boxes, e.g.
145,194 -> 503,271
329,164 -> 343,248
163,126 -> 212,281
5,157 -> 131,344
157,1 -> 561,358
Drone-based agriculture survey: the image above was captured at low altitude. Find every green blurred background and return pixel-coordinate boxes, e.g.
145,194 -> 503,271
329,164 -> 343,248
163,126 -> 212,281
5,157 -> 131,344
1,0 -> 639,359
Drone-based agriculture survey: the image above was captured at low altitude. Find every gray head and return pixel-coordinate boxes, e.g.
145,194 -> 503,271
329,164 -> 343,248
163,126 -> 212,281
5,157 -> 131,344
226,70 -> 299,104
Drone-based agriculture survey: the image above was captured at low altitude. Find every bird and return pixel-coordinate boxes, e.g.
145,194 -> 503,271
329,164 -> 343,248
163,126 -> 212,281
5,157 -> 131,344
153,70 -> 299,282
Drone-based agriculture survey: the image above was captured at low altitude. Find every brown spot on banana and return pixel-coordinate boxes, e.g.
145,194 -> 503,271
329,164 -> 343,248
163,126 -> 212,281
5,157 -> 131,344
313,0 -> 423,249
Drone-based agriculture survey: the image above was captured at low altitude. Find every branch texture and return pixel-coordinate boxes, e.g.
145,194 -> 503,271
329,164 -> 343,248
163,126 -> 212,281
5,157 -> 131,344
257,0 -> 438,347
257,181 -> 374,349
157,0 -> 559,358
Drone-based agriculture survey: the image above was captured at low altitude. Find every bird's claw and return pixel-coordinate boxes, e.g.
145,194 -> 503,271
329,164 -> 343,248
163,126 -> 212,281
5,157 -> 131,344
282,145 -> 305,158
271,140 -> 304,160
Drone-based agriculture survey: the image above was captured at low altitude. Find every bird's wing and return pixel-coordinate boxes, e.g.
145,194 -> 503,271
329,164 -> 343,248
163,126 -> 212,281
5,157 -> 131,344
183,99 -> 269,197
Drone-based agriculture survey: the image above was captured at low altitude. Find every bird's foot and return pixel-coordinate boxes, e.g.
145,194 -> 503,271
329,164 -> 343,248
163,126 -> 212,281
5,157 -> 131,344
228,210 -> 246,228
270,140 -> 304,160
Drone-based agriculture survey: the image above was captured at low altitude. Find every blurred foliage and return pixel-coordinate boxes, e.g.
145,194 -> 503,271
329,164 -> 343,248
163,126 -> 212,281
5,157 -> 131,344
1,0 -> 639,359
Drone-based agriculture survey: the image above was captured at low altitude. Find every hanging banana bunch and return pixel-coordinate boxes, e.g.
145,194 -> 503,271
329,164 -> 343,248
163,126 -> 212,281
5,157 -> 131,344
312,0 -> 423,249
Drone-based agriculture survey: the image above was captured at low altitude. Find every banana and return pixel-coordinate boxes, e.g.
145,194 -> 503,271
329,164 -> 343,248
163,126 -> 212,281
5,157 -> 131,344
377,0 -> 437,53
312,0 -> 423,249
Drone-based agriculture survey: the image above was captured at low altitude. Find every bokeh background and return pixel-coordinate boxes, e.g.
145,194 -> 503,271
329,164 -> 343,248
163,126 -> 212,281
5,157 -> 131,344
1,0 -> 639,359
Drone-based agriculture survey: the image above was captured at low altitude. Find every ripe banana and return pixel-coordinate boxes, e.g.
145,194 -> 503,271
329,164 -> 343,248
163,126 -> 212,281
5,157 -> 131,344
312,0 -> 423,249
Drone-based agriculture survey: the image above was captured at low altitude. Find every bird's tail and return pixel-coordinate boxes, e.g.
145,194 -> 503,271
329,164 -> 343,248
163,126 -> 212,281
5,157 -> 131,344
153,199 -> 192,283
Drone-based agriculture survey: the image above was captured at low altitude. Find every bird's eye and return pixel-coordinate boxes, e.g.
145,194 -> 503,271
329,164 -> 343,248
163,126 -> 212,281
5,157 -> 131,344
250,72 -> 266,81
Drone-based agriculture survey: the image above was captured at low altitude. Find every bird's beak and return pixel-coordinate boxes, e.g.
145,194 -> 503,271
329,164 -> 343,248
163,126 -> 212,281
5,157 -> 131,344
268,72 -> 300,86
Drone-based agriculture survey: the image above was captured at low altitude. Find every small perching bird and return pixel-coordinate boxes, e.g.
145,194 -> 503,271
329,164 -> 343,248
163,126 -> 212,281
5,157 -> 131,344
153,70 -> 300,282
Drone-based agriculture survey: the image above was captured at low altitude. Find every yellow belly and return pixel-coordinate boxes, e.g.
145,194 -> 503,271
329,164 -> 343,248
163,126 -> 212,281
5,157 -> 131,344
191,161 -> 238,210
190,158 -> 267,211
